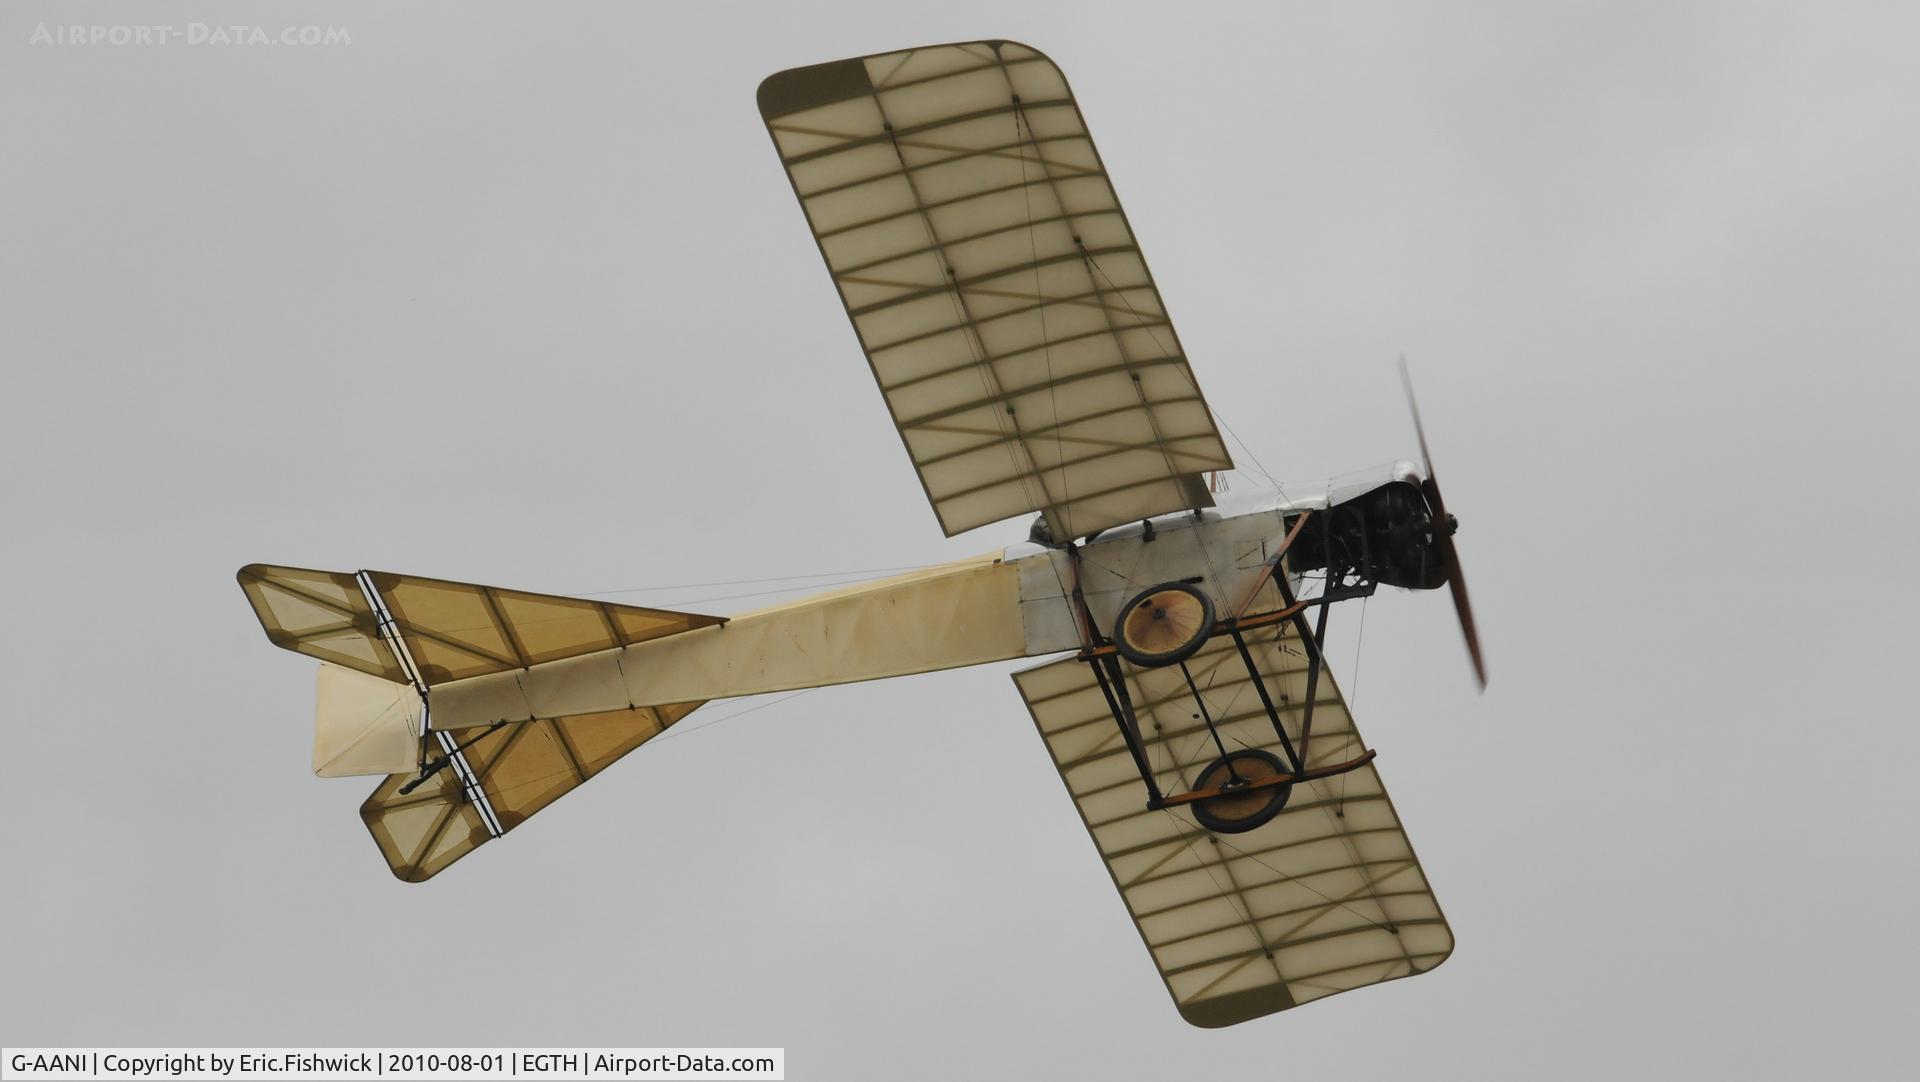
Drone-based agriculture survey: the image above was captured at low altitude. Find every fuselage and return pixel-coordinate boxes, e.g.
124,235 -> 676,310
1008,459 -> 1438,656
418,462 -> 1440,733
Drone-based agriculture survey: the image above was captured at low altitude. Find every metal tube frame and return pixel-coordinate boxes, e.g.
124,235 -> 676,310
1069,530 -> 1380,814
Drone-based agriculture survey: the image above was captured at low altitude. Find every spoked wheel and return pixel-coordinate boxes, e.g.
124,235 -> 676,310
1190,749 -> 1292,834
1112,582 -> 1215,668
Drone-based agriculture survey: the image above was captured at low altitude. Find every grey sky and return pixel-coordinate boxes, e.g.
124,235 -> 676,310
3,2 -> 1915,1078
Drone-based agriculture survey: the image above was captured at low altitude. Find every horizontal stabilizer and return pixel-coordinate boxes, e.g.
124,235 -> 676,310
365,570 -> 727,683
237,563 -> 726,685
361,701 -> 701,882
237,565 -> 405,681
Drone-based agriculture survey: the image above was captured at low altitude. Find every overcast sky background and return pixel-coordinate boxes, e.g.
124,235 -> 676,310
4,2 -> 1916,1078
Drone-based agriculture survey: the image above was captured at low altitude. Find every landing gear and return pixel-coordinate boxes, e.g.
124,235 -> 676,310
1190,749 -> 1292,834
1112,582 -> 1214,668
1069,527 -> 1379,838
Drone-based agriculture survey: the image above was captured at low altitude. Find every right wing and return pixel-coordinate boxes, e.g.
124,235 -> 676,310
760,41 -> 1234,540
1014,621 -> 1452,1026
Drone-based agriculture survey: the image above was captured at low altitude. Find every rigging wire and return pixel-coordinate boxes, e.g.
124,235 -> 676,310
1200,829 -> 1400,936
562,564 -> 929,598
1336,595 -> 1369,813
882,112 -> 1056,531
428,689 -> 826,808
1015,88 -> 1072,541
580,572 -> 925,610
1078,252 -> 1289,501
1159,808 -> 1273,964
873,74 -> 1079,631
985,58 -> 1079,630
648,688 -> 823,747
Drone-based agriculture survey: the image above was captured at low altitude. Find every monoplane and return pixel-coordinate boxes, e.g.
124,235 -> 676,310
239,40 -> 1484,1027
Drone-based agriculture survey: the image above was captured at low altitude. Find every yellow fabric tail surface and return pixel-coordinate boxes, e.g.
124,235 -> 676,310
360,702 -> 703,883
236,562 -> 730,880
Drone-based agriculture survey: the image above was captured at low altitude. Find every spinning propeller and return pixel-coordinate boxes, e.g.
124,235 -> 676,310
1399,358 -> 1488,690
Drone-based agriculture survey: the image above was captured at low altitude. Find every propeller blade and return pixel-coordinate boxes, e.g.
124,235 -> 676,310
1398,355 -> 1435,478
1438,531 -> 1487,689
1398,356 -> 1487,690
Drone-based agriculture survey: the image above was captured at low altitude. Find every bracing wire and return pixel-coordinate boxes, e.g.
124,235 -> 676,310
424,689 -> 827,810
1076,252 -> 1287,497
562,565 -> 929,598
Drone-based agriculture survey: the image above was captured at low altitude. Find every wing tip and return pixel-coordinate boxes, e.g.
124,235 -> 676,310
1175,984 -> 1298,1029
757,39 -> 1064,122
756,55 -> 873,121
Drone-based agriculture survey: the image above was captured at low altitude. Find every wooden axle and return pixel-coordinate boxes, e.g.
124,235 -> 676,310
1148,748 -> 1378,810
1076,598 -> 1313,662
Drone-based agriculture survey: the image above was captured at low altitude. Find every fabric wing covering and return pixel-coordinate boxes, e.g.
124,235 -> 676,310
1013,622 -> 1452,1026
759,41 -> 1234,540
362,702 -> 702,882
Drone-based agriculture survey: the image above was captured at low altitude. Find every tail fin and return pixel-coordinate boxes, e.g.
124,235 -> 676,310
313,662 -> 425,777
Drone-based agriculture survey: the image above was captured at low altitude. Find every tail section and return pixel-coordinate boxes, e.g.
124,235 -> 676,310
236,565 -> 407,682
313,662 -> 424,777
237,563 -> 725,880
357,569 -> 725,684
238,563 -> 726,689
360,700 -> 703,882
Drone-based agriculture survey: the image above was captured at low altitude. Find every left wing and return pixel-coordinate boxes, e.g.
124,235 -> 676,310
1014,620 -> 1452,1026
759,40 -> 1234,540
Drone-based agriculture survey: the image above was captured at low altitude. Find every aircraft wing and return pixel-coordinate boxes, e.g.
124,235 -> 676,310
1013,619 -> 1453,1026
759,41 -> 1234,540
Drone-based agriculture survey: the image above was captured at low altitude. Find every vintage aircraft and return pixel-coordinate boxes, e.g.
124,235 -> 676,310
237,40 -> 1483,1027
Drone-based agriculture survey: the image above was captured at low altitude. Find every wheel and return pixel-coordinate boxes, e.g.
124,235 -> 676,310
1112,581 -> 1215,667
1190,749 -> 1292,834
